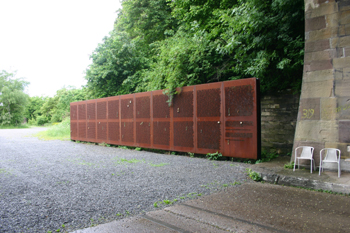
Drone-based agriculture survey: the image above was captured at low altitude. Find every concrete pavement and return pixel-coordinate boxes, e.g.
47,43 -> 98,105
72,157 -> 350,233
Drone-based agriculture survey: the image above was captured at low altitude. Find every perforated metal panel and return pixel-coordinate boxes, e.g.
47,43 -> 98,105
71,122 -> 77,138
71,105 -> 77,121
78,122 -> 86,138
225,85 -> 254,116
87,103 -> 96,120
70,78 -> 260,159
121,98 -> 133,119
87,122 -> 96,139
121,122 -> 134,142
153,94 -> 170,118
78,104 -> 86,120
108,100 -> 119,119
174,121 -> 193,148
197,88 -> 221,117
173,91 -> 193,118
136,121 -> 151,144
153,122 -> 170,146
197,121 -> 221,150
136,96 -> 150,119
97,102 -> 107,119
97,122 -> 107,140
108,122 -> 119,142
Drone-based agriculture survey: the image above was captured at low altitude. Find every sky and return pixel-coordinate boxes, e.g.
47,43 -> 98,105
0,0 -> 122,97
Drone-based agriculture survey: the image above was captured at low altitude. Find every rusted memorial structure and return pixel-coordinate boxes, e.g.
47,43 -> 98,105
293,0 -> 350,170
70,78 -> 261,159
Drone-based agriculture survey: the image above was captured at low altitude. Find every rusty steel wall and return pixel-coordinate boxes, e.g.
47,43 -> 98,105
70,78 -> 260,159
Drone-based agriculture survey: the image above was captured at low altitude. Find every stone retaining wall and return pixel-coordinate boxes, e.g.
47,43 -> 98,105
261,91 -> 300,155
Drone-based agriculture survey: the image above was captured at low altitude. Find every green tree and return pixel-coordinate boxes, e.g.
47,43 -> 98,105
25,96 -> 47,121
85,0 -> 304,98
0,70 -> 29,126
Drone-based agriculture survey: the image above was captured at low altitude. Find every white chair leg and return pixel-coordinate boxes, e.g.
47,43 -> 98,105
310,159 -> 313,173
338,162 -> 341,178
319,161 -> 322,176
293,157 -> 297,171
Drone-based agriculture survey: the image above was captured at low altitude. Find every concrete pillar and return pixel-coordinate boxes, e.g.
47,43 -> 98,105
293,0 -> 350,170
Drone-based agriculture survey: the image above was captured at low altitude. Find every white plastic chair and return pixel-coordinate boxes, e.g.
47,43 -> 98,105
293,146 -> 315,173
319,148 -> 341,177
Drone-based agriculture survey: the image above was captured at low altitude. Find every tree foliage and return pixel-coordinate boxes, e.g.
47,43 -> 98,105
26,86 -> 87,125
85,0 -> 304,98
0,70 -> 29,126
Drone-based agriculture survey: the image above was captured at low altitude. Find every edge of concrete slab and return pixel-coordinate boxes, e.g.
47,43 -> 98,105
257,171 -> 350,194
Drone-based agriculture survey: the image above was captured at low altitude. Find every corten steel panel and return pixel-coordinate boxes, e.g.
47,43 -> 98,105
173,121 -> 194,148
78,122 -> 86,139
197,88 -> 221,117
136,96 -> 150,119
70,78 -> 260,159
71,122 -> 77,139
136,122 -> 151,144
195,82 -> 223,154
78,104 -> 86,120
197,121 -> 221,150
121,97 -> 134,119
108,122 -> 119,142
97,122 -> 107,141
153,94 -> 170,118
121,122 -> 134,143
173,91 -> 193,118
223,78 -> 260,159
87,102 -> 96,120
108,99 -> 119,119
153,121 -> 170,146
97,101 -> 107,119
71,105 -> 77,121
87,122 -> 96,140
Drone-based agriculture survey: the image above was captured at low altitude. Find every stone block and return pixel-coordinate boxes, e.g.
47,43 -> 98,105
344,68 -> 350,79
338,0 -> 350,11
304,69 -> 334,82
326,12 -> 341,27
331,36 -> 350,48
308,27 -> 340,42
298,98 -> 321,120
340,10 -> 350,24
300,79 -> 334,98
339,120 -> 350,143
309,59 -> 333,71
335,79 -> 350,96
305,39 -> 330,52
306,16 -> 327,32
294,120 -> 338,142
321,97 -> 337,120
304,49 -> 340,63
306,2 -> 338,18
345,24 -> 350,35
345,48 -> 350,57
319,121 -> 339,142
337,97 -> 350,119
294,120 -> 321,141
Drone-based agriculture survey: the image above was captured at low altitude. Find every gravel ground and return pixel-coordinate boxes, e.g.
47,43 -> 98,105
0,128 -> 251,233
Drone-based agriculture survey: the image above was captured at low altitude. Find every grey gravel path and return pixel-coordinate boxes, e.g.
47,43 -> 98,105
0,128 -> 250,233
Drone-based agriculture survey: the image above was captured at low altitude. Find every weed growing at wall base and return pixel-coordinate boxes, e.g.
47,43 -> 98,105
246,168 -> 262,181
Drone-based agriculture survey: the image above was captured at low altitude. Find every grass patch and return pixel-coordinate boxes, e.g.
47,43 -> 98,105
0,124 -> 29,129
34,118 -> 70,140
